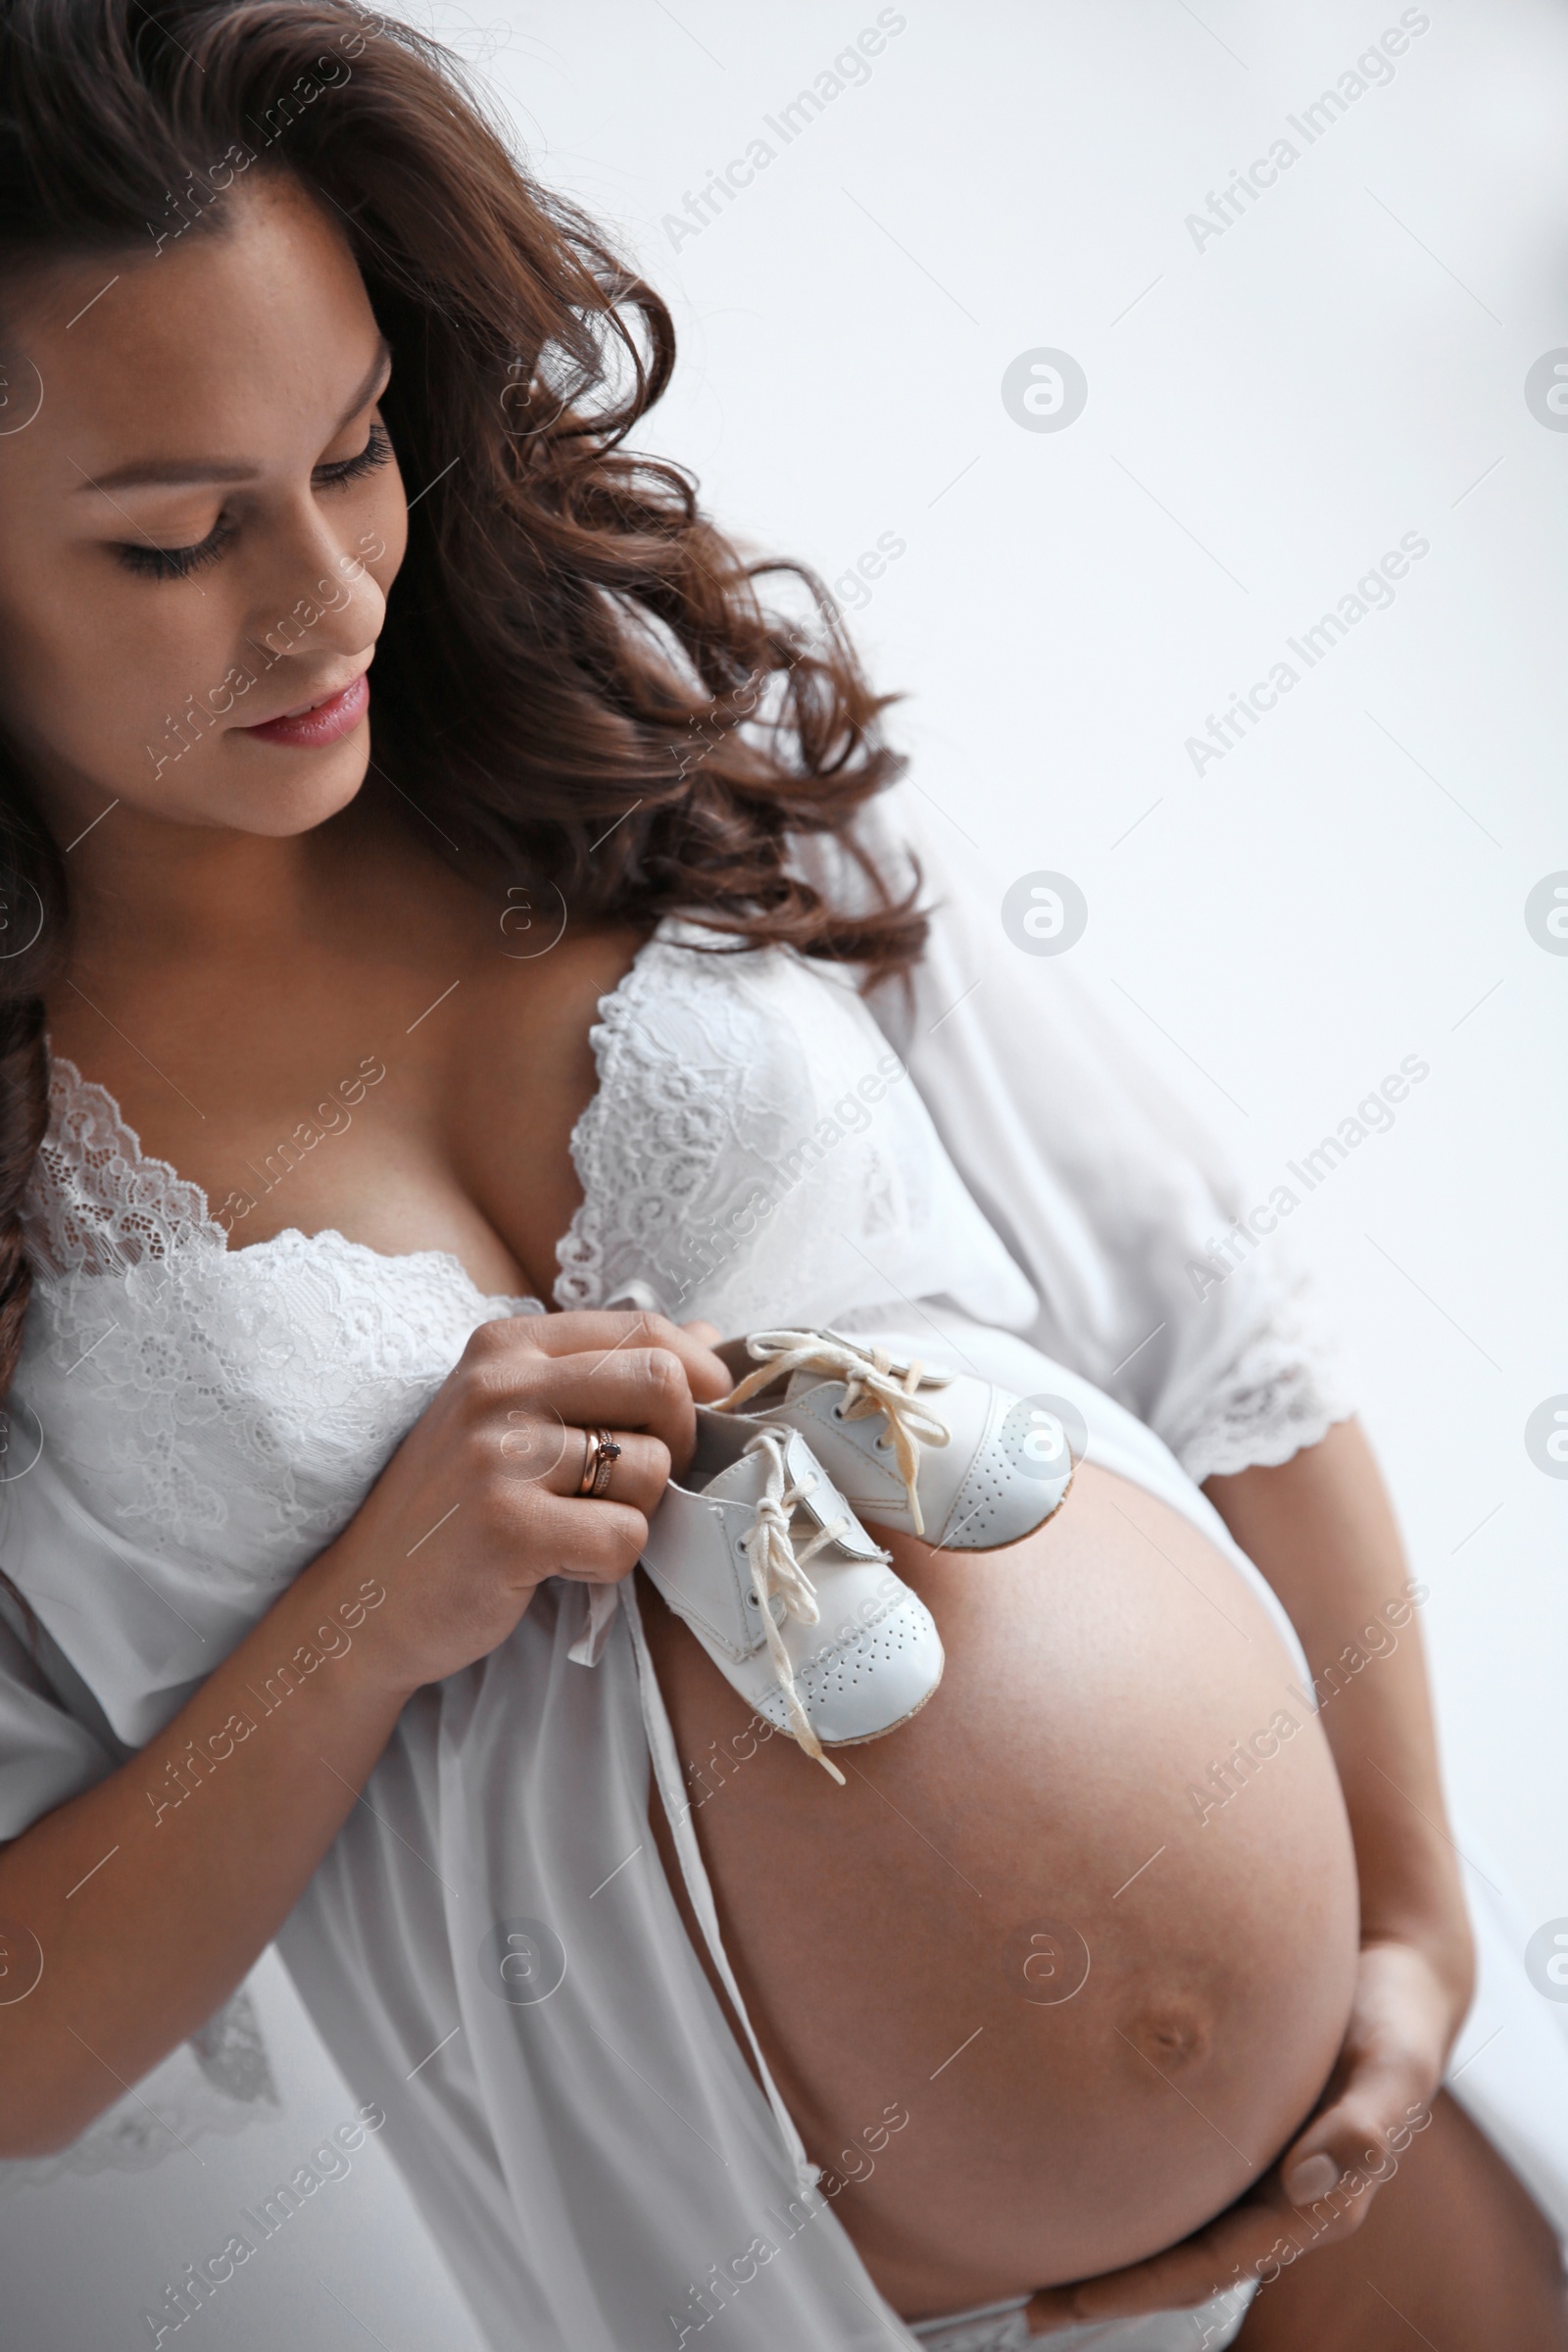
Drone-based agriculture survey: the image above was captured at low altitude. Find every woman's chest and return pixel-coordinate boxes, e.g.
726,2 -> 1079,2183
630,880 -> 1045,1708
22,928 -> 1029,1579
42,921 -> 643,1304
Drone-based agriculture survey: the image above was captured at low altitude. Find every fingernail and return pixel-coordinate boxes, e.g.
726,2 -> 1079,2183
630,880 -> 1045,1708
1287,2152 -> 1340,2203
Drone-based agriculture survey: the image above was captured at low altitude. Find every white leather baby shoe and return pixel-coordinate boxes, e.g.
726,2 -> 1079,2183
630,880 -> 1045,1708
639,1407 -> 945,1781
714,1328 -> 1075,1551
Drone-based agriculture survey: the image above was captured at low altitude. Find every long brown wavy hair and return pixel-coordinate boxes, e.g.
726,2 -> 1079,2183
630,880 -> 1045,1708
0,0 -> 924,1515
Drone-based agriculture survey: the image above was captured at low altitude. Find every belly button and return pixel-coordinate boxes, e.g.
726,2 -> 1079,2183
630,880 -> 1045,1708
1119,1998 -> 1214,2074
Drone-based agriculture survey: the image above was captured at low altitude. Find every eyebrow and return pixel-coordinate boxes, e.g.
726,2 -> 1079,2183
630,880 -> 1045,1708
74,339 -> 393,493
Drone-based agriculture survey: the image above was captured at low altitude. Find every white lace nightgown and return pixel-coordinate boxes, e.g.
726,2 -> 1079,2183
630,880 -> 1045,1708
0,796 -> 1562,2352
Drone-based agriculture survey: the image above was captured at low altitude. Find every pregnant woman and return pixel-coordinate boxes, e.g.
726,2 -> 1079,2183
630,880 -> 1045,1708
0,8 -> 1562,2349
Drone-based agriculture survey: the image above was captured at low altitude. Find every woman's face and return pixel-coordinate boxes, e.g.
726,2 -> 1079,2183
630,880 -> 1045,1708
0,170 -> 407,843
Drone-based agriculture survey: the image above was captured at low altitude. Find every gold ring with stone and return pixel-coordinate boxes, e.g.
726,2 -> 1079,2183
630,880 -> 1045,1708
577,1427 -> 621,1498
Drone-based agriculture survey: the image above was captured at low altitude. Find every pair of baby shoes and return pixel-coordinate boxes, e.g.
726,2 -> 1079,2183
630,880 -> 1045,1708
638,1328 -> 1076,1782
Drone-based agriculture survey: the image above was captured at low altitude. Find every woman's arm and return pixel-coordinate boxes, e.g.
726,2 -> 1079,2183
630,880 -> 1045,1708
0,1310 -> 721,2156
0,1535 -> 414,2153
1203,1417 -> 1473,2007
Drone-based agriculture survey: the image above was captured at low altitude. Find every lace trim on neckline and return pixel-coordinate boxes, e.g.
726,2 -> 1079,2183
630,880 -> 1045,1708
25,1049 -> 225,1275
24,1048 -> 536,1311
26,914 -> 742,1298
553,920 -> 771,1315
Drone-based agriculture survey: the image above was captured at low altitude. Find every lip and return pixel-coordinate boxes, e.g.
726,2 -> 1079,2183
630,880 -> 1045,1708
240,668 -> 370,749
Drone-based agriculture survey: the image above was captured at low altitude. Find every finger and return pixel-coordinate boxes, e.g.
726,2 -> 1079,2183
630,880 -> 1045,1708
524,1491 -> 652,1587
1060,2107 -> 1427,2329
1278,2013 -> 1438,2222
513,1350 -> 703,1465
506,1424 -> 669,1513
1058,2196 -> 1288,2323
1022,2285 -> 1101,2334
517,1311 -> 731,1400
590,1433 -> 669,1513
1278,2089 -> 1433,2230
466,1324 -> 709,1463
464,1327 -> 703,1466
466,1319 -> 733,1461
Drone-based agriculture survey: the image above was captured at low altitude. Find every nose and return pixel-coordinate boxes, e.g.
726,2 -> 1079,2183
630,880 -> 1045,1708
244,505 -> 387,670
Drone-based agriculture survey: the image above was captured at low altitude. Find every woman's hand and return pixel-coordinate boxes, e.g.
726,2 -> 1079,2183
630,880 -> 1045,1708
326,1310 -> 731,1699
1021,1934 -> 1467,2331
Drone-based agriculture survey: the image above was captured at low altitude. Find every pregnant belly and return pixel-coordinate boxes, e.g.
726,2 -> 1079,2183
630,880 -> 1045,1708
640,1457 -> 1359,2321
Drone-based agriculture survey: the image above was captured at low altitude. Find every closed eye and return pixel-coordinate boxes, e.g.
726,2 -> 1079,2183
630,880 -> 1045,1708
313,417 -> 393,493
115,419 -> 394,581
116,515 -> 239,583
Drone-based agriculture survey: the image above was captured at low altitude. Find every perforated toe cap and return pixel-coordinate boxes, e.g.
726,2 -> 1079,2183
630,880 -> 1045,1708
753,1590 -> 944,1746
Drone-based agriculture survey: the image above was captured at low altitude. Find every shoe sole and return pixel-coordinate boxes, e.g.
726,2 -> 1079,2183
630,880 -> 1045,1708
817,1651 -> 947,1749
719,1377 -> 1079,1559
868,1458 -> 1078,1557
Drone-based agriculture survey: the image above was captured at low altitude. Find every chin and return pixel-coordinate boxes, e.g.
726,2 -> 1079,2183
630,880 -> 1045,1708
203,734 -> 371,835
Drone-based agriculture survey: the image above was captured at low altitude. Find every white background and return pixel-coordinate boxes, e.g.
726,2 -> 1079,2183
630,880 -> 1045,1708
4,4 -> 1565,2344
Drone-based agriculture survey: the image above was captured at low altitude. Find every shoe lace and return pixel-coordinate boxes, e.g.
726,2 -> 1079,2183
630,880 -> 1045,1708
738,1425 -> 858,1785
720,1330 -> 955,1539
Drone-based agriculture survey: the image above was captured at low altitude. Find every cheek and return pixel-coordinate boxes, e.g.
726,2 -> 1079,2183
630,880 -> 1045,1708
0,553 -> 241,792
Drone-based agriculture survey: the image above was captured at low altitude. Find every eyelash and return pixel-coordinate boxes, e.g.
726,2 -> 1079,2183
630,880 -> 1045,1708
116,419 -> 393,581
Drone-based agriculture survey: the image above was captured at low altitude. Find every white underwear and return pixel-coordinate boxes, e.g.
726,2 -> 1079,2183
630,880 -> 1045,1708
906,2280 -> 1256,2349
